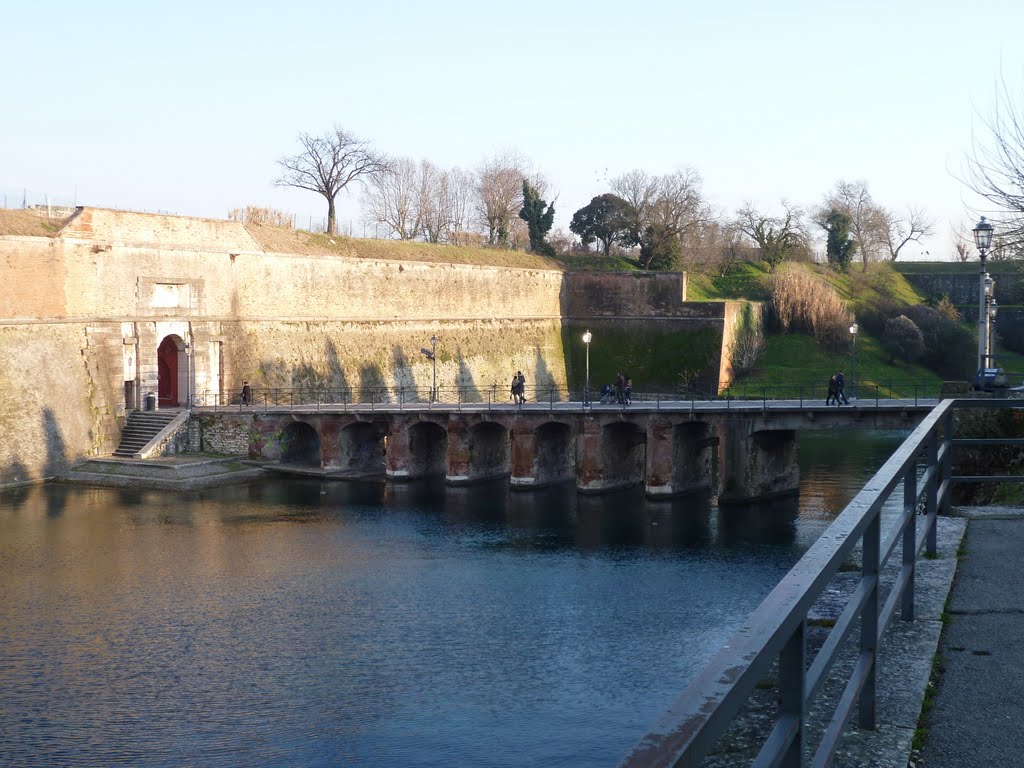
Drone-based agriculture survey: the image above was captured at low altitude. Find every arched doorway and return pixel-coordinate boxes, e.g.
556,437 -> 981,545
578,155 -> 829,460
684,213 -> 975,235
157,336 -> 182,407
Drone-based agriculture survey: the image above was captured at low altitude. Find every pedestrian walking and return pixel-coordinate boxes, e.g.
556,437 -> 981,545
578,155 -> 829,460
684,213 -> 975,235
615,372 -> 625,404
826,374 -> 838,406
241,381 -> 252,406
624,375 -> 632,405
836,370 -> 848,405
516,371 -> 526,403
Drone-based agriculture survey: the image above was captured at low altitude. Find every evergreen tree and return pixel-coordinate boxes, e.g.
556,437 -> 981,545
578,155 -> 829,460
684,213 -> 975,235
519,180 -> 556,256
825,208 -> 856,270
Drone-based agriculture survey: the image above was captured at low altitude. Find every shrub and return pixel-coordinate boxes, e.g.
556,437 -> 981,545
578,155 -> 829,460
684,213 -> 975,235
881,315 -> 925,363
904,305 -> 975,379
768,267 -> 853,347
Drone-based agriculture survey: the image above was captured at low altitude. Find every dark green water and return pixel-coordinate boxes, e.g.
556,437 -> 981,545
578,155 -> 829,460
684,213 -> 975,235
0,432 -> 903,767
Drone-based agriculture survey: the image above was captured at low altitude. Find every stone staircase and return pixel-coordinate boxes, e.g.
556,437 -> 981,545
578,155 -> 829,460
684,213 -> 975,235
112,410 -> 180,457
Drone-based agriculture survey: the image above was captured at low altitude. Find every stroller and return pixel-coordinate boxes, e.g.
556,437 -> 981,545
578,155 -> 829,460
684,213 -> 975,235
599,384 -> 617,404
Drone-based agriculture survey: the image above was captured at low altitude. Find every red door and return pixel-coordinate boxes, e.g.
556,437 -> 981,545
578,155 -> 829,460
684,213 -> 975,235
158,337 -> 178,406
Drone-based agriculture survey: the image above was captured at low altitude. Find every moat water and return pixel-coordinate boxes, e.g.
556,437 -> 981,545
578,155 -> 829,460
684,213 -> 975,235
0,432 -> 905,767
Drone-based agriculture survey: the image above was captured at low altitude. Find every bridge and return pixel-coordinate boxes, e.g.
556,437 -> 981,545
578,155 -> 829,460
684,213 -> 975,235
191,386 -> 936,502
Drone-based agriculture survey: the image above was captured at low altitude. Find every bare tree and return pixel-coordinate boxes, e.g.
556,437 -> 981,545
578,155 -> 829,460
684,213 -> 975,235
952,222 -> 974,262
475,151 -> 531,246
443,167 -> 474,244
362,157 -> 423,240
736,201 -> 807,272
276,126 -> 389,236
883,206 -> 934,261
611,168 -> 710,269
966,72 -> 1024,246
818,180 -> 888,269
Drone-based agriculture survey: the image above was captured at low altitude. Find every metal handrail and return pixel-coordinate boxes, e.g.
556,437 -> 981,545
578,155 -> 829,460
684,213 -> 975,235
619,397 -> 1024,767
194,381 -> 944,412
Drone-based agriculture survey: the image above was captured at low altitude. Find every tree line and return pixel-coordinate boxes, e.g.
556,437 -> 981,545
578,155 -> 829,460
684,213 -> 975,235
273,125 -> 957,271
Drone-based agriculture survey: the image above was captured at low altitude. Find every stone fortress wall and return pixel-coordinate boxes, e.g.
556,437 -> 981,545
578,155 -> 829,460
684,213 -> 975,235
0,207 -> 738,487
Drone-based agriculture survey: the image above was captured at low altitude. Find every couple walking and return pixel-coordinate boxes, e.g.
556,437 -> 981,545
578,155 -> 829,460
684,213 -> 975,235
826,370 -> 849,406
510,371 -> 527,404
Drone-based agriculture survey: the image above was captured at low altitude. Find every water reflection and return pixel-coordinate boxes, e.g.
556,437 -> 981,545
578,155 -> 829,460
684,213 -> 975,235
0,430 -> 906,768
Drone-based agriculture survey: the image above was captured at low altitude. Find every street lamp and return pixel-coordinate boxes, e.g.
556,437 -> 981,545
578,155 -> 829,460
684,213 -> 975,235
849,322 -> 858,400
420,335 -> 439,402
582,330 -> 592,406
973,216 -> 995,373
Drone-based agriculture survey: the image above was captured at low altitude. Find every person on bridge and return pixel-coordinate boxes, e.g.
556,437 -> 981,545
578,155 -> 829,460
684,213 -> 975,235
241,381 -> 252,406
615,372 -> 625,404
826,374 -> 839,406
624,376 -> 632,405
836,370 -> 849,405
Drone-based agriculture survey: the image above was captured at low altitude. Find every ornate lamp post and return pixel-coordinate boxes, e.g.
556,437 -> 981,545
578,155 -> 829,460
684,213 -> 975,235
582,330 -> 592,406
849,322 -> 858,401
973,216 -> 994,373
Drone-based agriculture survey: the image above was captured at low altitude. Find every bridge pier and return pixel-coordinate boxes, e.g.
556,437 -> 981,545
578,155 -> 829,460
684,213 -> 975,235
645,418 -> 714,498
718,419 -> 799,503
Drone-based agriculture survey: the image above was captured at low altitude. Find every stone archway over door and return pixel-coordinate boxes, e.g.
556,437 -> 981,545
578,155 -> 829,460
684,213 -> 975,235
158,337 -> 179,406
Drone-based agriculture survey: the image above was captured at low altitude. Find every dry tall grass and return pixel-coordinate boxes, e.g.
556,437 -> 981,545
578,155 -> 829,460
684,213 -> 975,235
769,267 -> 853,347
229,206 -> 295,228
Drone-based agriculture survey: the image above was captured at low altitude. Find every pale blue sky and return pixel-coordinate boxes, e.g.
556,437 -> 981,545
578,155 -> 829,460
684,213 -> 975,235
4,0 -> 1022,258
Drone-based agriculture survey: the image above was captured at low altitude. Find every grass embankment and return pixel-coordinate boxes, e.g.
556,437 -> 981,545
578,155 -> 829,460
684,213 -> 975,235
688,261 -> 948,398
0,209 -> 70,236
245,224 -> 564,270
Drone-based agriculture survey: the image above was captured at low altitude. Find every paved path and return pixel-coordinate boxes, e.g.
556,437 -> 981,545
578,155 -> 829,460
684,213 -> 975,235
915,509 -> 1024,768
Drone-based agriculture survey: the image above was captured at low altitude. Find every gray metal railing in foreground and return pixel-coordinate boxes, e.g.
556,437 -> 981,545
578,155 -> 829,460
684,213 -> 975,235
620,398 -> 1024,768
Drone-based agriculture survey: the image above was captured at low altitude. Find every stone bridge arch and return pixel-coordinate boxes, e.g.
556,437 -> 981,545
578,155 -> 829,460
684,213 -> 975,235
579,418 -> 647,493
336,420 -> 388,476
646,418 -> 715,498
512,419 -> 575,489
407,420 -> 448,478
280,421 -> 321,466
447,417 -> 511,485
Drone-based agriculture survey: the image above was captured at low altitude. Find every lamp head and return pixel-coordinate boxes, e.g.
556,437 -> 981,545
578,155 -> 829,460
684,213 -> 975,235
973,216 -> 994,253
849,322 -> 858,335
582,330 -> 592,344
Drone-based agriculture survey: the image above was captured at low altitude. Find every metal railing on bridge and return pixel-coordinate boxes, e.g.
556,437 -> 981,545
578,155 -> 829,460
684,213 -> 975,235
618,397 -> 1024,768
190,379 -> 942,412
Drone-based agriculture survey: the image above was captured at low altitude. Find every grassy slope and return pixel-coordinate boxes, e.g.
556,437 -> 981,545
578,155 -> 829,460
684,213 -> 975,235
688,260 -> 947,398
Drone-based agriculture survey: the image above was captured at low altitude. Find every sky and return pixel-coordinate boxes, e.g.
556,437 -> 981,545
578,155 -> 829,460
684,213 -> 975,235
4,0 -> 1024,260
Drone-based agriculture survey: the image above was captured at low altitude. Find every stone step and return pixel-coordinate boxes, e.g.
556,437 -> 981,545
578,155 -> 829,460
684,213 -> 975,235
112,409 -> 183,456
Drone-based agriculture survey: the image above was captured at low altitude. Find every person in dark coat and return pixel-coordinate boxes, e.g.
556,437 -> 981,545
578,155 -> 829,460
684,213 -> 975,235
836,370 -> 848,405
615,372 -> 625,404
241,381 -> 252,406
826,375 -> 838,406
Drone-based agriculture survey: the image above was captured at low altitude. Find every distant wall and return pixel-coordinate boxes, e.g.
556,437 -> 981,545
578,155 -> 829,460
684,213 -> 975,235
0,209 -> 733,487
563,272 -> 691,317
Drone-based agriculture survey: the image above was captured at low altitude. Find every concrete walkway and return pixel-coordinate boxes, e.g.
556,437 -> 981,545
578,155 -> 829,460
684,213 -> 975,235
914,508 -> 1024,768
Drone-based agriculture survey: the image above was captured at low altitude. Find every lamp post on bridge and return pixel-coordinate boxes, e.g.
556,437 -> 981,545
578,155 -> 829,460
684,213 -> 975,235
420,335 -> 439,402
582,330 -> 592,407
849,322 -> 858,401
973,216 -> 994,376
